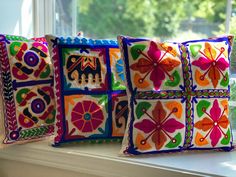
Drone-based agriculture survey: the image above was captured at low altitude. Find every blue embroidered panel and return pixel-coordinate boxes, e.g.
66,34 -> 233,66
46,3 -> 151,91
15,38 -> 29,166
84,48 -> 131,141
46,36 -> 128,146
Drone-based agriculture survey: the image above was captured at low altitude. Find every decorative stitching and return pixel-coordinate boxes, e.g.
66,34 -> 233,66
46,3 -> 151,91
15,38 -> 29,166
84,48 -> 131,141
119,35 -> 233,155
48,35 -> 128,146
0,36 -> 55,144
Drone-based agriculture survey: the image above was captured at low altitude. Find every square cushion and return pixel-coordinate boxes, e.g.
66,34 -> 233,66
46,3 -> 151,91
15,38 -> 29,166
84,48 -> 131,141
46,35 -> 128,146
118,35 -> 234,155
0,35 -> 55,146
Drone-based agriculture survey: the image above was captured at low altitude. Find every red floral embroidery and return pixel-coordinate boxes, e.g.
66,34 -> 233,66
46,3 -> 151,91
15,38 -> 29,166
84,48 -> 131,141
71,100 -> 104,133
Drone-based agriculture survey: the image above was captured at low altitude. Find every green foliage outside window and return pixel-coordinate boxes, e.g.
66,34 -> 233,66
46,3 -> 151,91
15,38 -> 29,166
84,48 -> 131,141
230,80 -> 236,129
76,0 -> 235,40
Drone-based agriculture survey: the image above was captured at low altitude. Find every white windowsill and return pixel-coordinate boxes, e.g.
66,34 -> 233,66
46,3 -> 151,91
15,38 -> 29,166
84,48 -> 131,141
0,140 -> 236,177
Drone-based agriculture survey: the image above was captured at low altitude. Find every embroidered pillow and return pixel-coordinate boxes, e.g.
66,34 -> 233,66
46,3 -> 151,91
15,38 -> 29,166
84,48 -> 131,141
0,35 -> 55,146
118,35 -> 234,155
46,35 -> 128,146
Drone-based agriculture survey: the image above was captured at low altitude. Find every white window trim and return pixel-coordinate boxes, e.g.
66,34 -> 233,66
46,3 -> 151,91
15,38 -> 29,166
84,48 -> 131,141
33,0 -> 77,36
226,0 -> 232,33
71,0 -> 77,36
1,139 -> 236,177
33,0 -> 55,37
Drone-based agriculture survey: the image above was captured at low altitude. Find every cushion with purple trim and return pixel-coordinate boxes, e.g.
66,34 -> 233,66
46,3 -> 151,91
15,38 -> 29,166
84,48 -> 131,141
46,35 -> 128,146
0,35 -> 55,146
118,35 -> 234,155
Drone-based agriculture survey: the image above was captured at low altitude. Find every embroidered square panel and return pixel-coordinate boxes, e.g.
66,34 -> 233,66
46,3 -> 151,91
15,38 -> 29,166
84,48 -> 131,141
118,35 -> 234,155
46,35 -> 128,146
0,35 -> 55,146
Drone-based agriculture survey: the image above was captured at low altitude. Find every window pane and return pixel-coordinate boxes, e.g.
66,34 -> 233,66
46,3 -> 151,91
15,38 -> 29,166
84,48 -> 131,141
55,0 -> 228,40
55,0 -> 76,35
54,0 -> 236,131
230,0 -> 236,75
229,1 -> 236,131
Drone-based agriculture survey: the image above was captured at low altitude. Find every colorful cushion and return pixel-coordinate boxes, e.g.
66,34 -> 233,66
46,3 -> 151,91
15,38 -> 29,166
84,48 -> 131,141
46,35 -> 128,146
0,35 -> 55,146
118,35 -> 234,155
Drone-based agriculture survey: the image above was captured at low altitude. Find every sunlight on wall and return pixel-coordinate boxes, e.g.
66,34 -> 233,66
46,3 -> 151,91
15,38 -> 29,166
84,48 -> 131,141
0,0 -> 33,37
13,21 -> 20,35
21,0 -> 33,37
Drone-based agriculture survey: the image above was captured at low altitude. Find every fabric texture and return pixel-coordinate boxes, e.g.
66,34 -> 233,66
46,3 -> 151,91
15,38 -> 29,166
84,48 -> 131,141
118,35 -> 234,155
0,34 -> 55,146
46,35 -> 128,146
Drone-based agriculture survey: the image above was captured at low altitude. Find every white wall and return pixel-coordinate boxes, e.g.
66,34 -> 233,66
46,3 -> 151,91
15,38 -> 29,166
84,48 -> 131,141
0,0 -> 33,37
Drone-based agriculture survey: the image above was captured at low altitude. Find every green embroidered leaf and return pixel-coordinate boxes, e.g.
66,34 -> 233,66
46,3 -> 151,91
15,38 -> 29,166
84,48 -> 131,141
20,127 -> 48,139
6,35 -> 29,41
62,48 -> 80,66
164,70 -> 180,87
220,72 -> 229,87
196,100 -> 211,117
98,127 -> 105,134
98,95 -> 108,113
182,52 -> 187,58
165,132 -> 182,148
98,95 -> 107,104
111,73 -> 126,90
135,102 -> 151,119
16,88 -> 30,104
105,102 -> 108,113
190,44 -> 202,57
40,65 -> 51,78
221,129 -> 231,145
90,119 -> 110,137
45,109 -> 56,124
130,44 -> 146,60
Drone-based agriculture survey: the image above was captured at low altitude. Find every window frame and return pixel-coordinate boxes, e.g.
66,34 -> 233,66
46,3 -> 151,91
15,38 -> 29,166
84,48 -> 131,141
36,0 -> 233,37
33,0 -> 55,37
